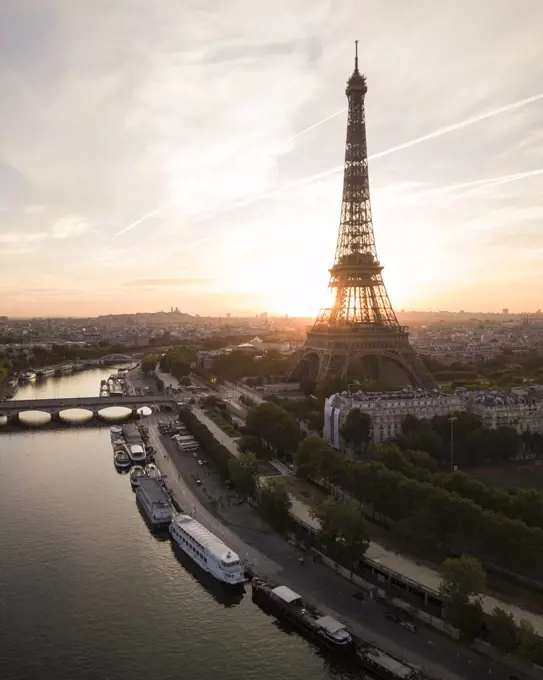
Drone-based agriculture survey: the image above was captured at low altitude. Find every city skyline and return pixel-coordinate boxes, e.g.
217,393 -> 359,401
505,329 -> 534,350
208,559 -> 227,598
1,1 -> 543,317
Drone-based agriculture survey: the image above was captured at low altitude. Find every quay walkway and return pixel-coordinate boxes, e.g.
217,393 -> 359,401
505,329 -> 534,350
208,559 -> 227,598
147,412 -> 522,680
191,408 -> 543,637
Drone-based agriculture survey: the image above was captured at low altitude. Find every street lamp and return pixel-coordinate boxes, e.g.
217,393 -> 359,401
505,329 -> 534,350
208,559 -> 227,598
449,416 -> 457,473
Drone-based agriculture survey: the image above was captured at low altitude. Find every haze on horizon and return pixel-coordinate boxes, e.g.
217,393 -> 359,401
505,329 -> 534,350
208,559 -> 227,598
1,0 -> 543,319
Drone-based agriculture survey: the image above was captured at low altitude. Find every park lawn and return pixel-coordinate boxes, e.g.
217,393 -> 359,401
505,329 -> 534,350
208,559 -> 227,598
204,408 -> 240,439
281,475 -> 330,507
471,465 -> 543,492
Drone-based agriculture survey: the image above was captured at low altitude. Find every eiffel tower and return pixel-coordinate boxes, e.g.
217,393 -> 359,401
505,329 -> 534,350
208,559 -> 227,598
292,44 -> 436,390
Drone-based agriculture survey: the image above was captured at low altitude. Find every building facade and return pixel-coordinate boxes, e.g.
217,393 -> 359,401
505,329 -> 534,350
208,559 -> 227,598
324,389 -> 463,448
324,388 -> 543,450
470,392 -> 543,434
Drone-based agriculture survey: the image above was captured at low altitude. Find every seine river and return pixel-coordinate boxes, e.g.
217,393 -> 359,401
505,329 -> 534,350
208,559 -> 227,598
0,368 -> 361,680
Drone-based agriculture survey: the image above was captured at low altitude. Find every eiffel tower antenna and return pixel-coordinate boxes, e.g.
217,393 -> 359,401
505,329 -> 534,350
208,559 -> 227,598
291,50 -> 436,389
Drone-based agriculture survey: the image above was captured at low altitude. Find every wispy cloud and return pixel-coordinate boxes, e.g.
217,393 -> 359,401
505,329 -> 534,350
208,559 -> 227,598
2,0 -> 543,315
126,278 -> 216,287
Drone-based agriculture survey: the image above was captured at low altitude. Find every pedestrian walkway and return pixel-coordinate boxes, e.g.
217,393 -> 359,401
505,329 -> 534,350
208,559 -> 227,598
191,407 -> 543,635
147,412 -> 516,680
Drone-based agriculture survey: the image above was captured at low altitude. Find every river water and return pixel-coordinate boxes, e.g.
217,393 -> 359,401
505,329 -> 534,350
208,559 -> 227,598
0,368 -> 360,680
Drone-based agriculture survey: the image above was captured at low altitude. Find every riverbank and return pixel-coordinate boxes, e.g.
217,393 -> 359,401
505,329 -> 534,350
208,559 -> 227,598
145,412 -> 523,680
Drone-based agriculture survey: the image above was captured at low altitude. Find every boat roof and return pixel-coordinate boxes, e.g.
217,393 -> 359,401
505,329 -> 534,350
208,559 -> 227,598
137,477 -> 170,503
315,615 -> 346,634
272,585 -> 301,604
172,514 -> 240,562
361,647 -> 415,679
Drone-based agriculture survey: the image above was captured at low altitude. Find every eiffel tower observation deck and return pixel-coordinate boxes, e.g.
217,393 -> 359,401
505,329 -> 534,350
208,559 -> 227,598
292,44 -> 437,390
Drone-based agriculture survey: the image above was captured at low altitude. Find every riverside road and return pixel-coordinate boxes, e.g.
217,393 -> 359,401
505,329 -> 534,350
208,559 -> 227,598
142,412 -> 522,680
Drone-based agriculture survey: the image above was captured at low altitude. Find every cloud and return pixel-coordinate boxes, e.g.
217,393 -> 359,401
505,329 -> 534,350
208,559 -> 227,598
2,0 -> 543,315
126,278 -> 216,287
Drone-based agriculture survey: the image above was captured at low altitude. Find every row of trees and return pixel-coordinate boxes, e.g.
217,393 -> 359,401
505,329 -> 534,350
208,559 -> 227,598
429,349 -> 543,389
245,401 -> 303,459
397,412 -> 522,468
210,349 -> 291,383
264,395 -> 324,434
179,405 -> 543,662
440,556 -> 542,662
177,408 -> 292,530
370,442 -> 543,532
1,341 -> 132,374
0,357 -> 12,383
294,437 -> 543,581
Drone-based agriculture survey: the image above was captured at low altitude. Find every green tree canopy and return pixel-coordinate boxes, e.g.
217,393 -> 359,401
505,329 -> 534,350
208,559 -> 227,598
246,402 -> 302,457
238,434 -> 269,458
311,497 -> 370,562
140,354 -> 158,374
257,477 -> 292,531
488,607 -> 518,654
340,408 -> 371,449
228,451 -> 259,499
440,556 -> 486,601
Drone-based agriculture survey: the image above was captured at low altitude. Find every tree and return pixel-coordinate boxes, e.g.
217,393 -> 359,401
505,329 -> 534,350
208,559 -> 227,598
447,598 -> 485,642
295,436 -> 328,480
488,607 -> 518,654
246,402 -> 302,457
440,556 -> 486,641
516,619 -> 541,662
257,477 -> 292,531
440,556 -> 486,601
238,434 -> 269,459
227,451 -> 259,499
311,497 -> 370,562
140,354 -> 158,374
340,408 -> 371,450
160,346 -> 194,379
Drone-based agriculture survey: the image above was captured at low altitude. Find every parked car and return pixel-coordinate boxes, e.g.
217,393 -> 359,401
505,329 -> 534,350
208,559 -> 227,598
400,621 -> 417,633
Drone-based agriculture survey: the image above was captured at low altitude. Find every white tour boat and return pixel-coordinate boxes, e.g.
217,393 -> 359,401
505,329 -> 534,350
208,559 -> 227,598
128,444 -> 146,464
169,514 -> 246,585
136,478 -> 173,530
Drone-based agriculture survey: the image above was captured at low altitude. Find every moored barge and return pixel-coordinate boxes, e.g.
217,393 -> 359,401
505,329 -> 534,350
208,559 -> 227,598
251,578 -> 353,652
356,644 -> 420,679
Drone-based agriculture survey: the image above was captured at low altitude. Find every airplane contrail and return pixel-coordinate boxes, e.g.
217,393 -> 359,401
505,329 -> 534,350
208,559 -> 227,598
412,167 -> 543,201
284,108 -> 346,144
116,108 -> 346,236
116,202 -> 173,236
116,90 -> 543,234
368,90 -> 543,162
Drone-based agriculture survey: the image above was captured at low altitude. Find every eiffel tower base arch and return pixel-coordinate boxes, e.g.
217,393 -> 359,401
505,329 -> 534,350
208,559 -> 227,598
291,328 -> 437,390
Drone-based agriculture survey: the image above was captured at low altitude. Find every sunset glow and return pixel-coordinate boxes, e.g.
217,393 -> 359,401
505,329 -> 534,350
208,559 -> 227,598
1,1 -> 543,316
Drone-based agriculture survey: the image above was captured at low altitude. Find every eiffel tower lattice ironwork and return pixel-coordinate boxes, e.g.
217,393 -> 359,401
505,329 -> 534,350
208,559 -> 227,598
292,44 -> 437,389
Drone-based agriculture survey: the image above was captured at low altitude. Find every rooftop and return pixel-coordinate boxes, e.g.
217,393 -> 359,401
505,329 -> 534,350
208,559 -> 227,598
272,585 -> 301,604
360,647 -> 415,679
137,477 -> 171,505
172,514 -> 240,563
315,615 -> 346,634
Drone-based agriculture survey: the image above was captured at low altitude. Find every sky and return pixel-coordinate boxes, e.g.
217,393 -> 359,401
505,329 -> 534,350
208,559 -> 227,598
1,0 -> 543,318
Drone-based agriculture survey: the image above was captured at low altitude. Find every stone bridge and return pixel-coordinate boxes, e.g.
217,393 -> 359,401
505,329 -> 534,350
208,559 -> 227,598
0,395 -> 175,419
